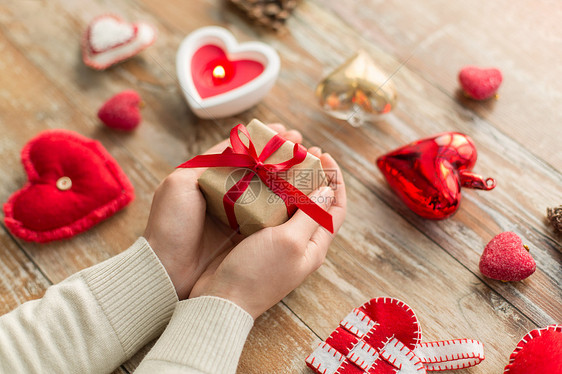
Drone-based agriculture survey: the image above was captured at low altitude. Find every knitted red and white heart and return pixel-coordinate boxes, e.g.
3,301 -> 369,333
306,297 -> 485,373
504,325 -> 562,374
3,130 -> 134,242
82,14 -> 156,70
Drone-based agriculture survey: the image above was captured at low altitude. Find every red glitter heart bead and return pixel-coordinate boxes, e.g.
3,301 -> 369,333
459,66 -> 503,100
479,231 -> 536,281
98,90 -> 143,131
377,132 -> 495,220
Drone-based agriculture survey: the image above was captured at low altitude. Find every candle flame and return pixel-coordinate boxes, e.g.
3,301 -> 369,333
212,65 -> 226,79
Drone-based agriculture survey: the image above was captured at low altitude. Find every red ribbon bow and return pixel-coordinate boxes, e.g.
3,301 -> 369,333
177,124 -> 334,233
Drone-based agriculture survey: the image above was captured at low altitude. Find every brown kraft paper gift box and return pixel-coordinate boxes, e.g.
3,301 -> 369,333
198,119 -> 327,235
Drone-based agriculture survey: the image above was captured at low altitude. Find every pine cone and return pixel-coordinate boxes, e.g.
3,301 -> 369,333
547,205 -> 562,232
229,0 -> 300,31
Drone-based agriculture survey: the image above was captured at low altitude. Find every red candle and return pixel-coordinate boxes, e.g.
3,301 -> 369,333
191,45 -> 264,99
209,58 -> 234,86
212,65 -> 226,79
177,26 -> 280,118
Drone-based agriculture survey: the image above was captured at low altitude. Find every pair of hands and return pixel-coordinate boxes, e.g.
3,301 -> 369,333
143,124 -> 346,319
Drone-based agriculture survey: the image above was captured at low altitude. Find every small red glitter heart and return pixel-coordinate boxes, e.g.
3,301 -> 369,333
98,90 -> 143,131
458,66 -> 502,100
479,231 -> 536,281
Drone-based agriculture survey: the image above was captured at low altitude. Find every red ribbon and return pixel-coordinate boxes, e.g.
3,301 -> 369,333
177,124 -> 334,233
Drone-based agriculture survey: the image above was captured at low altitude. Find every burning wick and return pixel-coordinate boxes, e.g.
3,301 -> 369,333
212,65 -> 226,79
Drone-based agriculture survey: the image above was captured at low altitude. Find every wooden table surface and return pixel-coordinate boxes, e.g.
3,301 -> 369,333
0,1 -> 561,373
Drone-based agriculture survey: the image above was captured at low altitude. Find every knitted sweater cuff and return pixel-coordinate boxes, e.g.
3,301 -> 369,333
82,237 -> 178,357
143,296 -> 254,373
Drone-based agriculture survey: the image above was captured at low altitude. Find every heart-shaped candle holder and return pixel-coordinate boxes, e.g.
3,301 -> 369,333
377,132 -> 496,220
176,26 -> 280,119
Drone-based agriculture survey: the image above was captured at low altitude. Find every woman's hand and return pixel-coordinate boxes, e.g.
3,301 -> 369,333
144,124 -> 304,300
189,149 -> 346,318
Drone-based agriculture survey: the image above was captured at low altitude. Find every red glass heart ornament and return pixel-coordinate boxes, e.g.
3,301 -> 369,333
376,132 -> 495,219
191,45 -> 265,99
306,297 -> 485,373
504,325 -> 562,374
3,130 -> 134,243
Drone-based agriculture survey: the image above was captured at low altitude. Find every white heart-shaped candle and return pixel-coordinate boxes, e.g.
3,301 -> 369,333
176,26 -> 280,119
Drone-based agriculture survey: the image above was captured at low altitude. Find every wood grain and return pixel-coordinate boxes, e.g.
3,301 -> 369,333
0,226 -> 51,315
317,0 -> 562,169
0,0 -> 559,373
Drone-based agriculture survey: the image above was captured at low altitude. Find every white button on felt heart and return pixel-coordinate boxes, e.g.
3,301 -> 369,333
176,26 -> 280,119
82,14 -> 156,70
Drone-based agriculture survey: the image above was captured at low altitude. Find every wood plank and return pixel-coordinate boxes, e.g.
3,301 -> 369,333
0,24 -> 154,374
0,20 -> 166,284
237,303 -> 320,374
0,1 -> 559,373
0,226 -> 51,314
0,3 -> 324,371
0,0 -> 229,180
239,3 -> 562,325
316,0 -> 562,169
140,0 -> 562,328
284,170 -> 539,373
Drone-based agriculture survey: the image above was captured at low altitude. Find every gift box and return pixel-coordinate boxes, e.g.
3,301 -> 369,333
179,119 -> 332,235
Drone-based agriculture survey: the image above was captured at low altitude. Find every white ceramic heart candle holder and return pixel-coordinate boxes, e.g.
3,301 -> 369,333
176,26 -> 280,119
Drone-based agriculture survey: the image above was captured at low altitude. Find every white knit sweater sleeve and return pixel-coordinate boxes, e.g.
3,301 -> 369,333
134,296 -> 254,374
0,237 -> 178,374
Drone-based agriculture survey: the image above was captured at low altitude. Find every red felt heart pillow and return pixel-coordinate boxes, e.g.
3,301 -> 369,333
3,130 -> 134,243
504,325 -> 562,374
